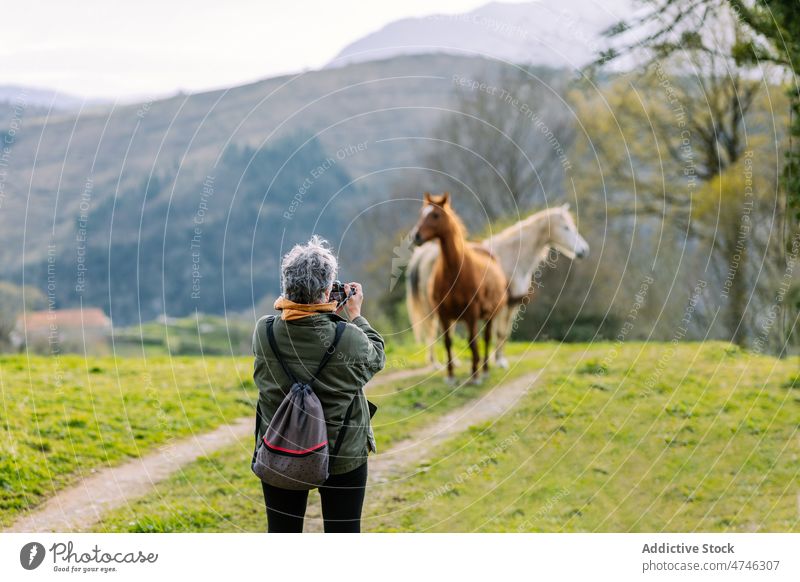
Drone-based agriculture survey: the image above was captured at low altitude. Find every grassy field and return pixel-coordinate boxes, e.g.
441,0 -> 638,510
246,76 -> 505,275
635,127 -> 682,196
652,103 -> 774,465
112,314 -> 254,357
91,341 -> 799,533
91,342 -> 538,532
0,354 -> 252,526
0,340 -> 432,527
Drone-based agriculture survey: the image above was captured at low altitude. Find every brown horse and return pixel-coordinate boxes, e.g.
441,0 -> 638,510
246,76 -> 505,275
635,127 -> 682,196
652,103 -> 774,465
410,192 -> 507,383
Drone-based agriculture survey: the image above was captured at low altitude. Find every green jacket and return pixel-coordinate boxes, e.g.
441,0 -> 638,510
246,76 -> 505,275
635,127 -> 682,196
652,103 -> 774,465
252,312 -> 385,474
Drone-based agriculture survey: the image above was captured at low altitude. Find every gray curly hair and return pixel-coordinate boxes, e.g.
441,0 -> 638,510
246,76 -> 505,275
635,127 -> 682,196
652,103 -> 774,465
280,235 -> 338,304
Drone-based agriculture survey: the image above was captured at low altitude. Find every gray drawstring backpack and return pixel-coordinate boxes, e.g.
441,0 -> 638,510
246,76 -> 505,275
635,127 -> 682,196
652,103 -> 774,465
251,317 -> 357,490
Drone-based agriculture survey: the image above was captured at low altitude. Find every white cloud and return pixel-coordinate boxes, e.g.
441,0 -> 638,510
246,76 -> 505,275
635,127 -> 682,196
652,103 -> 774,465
0,0 -> 530,99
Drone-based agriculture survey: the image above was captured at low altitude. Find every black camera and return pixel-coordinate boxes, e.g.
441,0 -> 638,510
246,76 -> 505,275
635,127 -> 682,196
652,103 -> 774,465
330,280 -> 356,307
330,280 -> 347,303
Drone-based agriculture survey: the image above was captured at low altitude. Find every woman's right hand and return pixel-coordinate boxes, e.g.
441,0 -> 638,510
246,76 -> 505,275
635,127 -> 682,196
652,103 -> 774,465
340,282 -> 363,319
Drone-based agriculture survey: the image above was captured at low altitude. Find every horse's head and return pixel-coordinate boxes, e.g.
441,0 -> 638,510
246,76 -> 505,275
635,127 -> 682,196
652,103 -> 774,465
547,204 -> 589,259
411,192 -> 458,245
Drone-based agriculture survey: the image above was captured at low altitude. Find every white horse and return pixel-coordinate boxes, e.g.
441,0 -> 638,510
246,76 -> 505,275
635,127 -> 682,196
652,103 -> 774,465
406,204 -> 589,368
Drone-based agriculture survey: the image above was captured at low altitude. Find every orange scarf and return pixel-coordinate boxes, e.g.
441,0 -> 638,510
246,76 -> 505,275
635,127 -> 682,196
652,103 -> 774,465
273,296 -> 338,321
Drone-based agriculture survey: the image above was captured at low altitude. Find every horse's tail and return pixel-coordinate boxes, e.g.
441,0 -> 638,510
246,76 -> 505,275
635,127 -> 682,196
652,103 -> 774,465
408,250 -> 421,302
406,243 -> 438,344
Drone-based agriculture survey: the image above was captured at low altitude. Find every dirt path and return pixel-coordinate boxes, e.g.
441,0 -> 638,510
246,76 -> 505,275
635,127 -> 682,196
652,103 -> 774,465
7,365 -> 535,533
6,418 -> 254,533
302,370 -> 541,532
4,364 -> 433,533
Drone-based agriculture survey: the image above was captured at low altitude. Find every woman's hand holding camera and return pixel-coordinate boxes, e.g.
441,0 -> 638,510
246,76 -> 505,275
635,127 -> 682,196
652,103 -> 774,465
338,282 -> 363,319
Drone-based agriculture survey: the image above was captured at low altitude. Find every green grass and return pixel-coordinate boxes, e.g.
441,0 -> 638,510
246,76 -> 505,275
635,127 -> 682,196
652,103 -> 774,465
0,354 -> 252,526
368,342 -> 800,532
113,314 -> 254,357
7,341 -> 797,533
92,341 -> 538,532
93,341 -> 799,533
370,341 -> 537,451
0,340 -> 442,529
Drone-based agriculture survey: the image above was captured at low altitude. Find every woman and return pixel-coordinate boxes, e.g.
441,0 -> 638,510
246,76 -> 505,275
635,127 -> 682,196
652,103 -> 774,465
252,235 -> 385,533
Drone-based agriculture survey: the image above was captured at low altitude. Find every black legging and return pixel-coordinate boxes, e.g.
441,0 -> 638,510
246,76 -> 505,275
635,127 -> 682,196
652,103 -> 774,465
261,462 -> 367,533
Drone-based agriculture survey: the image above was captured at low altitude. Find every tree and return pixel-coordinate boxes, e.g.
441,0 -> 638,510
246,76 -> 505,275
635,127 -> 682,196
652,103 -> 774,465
602,0 -> 799,213
583,0 -> 796,348
575,67 -> 789,345
424,67 -> 576,224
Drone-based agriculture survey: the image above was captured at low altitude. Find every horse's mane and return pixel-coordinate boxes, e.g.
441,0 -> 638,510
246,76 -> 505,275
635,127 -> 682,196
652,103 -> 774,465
518,205 -> 565,228
444,205 -> 469,240
492,205 -> 567,243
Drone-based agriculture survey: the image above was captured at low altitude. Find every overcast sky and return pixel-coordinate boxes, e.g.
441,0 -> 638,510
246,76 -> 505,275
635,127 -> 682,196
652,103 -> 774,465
2,0 -> 533,100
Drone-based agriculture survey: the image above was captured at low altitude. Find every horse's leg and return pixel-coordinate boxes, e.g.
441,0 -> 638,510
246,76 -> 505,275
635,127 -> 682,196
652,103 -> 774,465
447,320 -> 462,368
493,303 -> 510,368
467,318 -> 481,384
441,317 -> 456,383
426,317 -> 441,368
494,303 -> 517,369
483,317 -> 493,376
430,319 -> 458,369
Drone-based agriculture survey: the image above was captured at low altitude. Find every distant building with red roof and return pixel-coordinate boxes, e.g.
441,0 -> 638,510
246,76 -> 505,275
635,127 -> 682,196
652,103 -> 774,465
12,308 -> 112,351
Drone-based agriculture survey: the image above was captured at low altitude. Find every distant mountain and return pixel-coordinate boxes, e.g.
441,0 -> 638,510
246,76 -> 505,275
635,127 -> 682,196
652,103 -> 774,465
329,0 -> 632,70
0,85 -> 109,111
1,54 -> 568,324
